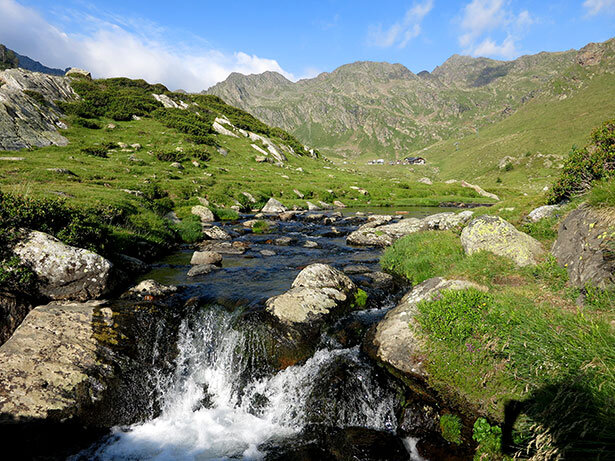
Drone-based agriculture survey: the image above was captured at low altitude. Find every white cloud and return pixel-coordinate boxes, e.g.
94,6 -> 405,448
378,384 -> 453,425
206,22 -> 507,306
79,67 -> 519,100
0,0 -> 294,91
458,0 -> 534,59
367,0 -> 434,48
583,0 -> 615,16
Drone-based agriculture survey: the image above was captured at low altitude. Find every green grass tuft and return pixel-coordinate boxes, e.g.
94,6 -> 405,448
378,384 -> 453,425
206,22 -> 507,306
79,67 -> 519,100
440,413 -> 463,444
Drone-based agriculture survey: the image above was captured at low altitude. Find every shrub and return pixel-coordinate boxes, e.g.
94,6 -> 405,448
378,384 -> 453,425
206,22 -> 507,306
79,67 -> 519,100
81,145 -> 110,158
440,414 -> 462,444
353,288 -> 368,308
548,119 -> 615,204
472,418 -> 504,458
152,108 -> 214,137
156,151 -> 185,162
70,116 -> 102,129
210,207 -> 239,221
251,220 -> 271,234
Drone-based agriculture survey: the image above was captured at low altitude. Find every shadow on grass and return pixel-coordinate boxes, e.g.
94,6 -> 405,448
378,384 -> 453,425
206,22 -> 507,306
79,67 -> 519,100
503,375 -> 615,460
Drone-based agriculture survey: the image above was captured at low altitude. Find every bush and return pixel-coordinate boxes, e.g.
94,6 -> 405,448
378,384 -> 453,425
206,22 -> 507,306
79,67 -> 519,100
152,108 -> 214,137
440,414 -> 462,444
81,145 -> 110,158
548,119 -> 615,204
251,220 -> 271,234
156,151 -> 185,162
472,418 -> 504,459
70,116 -> 102,129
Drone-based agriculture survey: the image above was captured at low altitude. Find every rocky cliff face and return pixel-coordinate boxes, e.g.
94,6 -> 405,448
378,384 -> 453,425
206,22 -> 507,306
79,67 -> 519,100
207,39 -> 615,158
0,68 -> 76,150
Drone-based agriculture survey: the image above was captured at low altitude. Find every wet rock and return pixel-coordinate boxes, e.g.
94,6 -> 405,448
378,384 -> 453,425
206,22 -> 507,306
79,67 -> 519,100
260,250 -> 276,257
552,206 -> 615,288
274,236 -> 295,246
202,226 -> 231,240
461,215 -> 545,266
372,278 -> 486,381
305,213 -> 325,222
190,250 -> 222,265
399,401 -> 440,437
304,240 -> 319,248
128,279 -> 178,297
12,230 -> 113,301
266,264 -> 357,325
243,219 -> 277,229
279,211 -> 298,221
261,198 -> 287,213
191,205 -> 215,223
526,204 -> 561,222
343,264 -> 371,275
187,264 -> 219,277
116,254 -> 150,275
199,241 -> 247,255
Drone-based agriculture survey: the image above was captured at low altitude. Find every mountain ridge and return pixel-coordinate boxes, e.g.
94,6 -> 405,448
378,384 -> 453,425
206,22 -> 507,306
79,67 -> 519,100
206,38 -> 615,159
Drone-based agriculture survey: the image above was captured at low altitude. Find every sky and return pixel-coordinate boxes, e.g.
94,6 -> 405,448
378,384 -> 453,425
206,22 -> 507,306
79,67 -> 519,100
0,0 -> 613,92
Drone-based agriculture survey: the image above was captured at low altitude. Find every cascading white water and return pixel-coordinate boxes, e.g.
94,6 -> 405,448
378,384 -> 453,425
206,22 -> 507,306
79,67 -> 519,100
89,307 -> 398,460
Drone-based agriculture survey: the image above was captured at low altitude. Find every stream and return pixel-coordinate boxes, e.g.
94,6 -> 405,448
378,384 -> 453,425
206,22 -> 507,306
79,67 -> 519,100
75,207 -> 452,460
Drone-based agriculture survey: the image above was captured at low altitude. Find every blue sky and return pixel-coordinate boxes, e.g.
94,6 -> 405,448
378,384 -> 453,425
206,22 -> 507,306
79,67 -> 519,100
0,0 -> 613,91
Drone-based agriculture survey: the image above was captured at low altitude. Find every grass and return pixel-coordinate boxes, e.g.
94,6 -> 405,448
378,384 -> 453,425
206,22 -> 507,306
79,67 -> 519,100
588,179 -> 615,208
382,218 -> 615,458
440,413 -> 463,445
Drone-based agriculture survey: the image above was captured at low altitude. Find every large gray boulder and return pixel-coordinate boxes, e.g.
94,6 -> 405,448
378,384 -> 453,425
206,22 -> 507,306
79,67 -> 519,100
12,230 -> 113,301
0,298 -> 182,435
372,278 -> 486,380
552,206 -> 615,288
190,250 -> 222,265
527,204 -> 561,222
266,264 -> 357,325
460,215 -> 545,266
261,197 -> 288,213
191,205 -> 215,223
202,226 -> 231,240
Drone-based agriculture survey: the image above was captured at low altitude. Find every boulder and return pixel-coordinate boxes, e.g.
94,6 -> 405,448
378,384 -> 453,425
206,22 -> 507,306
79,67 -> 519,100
187,264 -> 219,277
293,189 -> 305,199
347,218 -> 424,247
266,264 -> 357,325
303,240 -> 319,248
128,279 -> 178,297
274,236 -> 295,246
12,230 -> 113,301
202,226 -> 231,240
418,177 -> 433,185
372,278 -> 486,379
212,121 -> 239,137
191,205 -> 215,223
65,68 -> 91,79
526,204 -> 561,222
422,211 -> 474,230
552,206 -> 615,288
333,200 -> 347,208
260,250 -> 276,257
460,215 -> 545,266
190,251 -> 222,266
0,298 -> 183,453
261,198 -> 288,213
306,201 -> 320,211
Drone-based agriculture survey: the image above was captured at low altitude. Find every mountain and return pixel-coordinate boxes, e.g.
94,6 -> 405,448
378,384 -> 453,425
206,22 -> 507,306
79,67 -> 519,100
0,44 -> 67,76
207,38 -> 615,160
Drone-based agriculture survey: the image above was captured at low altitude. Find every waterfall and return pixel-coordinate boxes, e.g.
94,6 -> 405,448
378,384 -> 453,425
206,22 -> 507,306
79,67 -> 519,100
88,307 -> 398,460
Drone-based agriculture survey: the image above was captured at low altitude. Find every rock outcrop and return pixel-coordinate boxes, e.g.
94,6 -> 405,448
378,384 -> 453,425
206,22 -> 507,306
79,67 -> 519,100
12,230 -> 113,301
372,278 -> 486,380
460,215 -> 544,266
552,206 -> 615,288
266,263 -> 357,325
0,68 -> 76,150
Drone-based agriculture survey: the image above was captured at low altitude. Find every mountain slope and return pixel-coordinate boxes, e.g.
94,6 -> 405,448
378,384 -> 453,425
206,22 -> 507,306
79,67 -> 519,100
207,39 -> 615,161
0,44 -> 67,76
